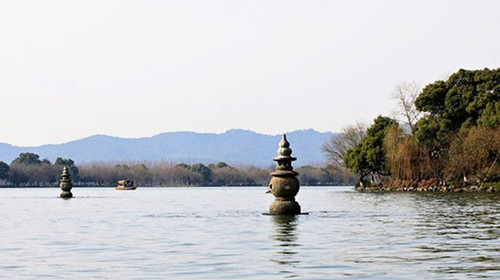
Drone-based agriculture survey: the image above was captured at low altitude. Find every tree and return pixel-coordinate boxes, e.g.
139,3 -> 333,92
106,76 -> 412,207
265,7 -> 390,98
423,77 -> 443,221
211,163 -> 256,186
322,122 -> 366,167
0,161 -> 9,180
447,127 -> 500,184
344,116 -> 397,183
170,164 -> 194,185
245,166 -> 272,186
384,125 -> 426,180
414,68 -> 500,147
477,102 -> 500,128
131,164 -> 149,183
8,166 -> 29,185
9,157 -> 59,186
295,165 -> 336,186
412,68 -> 500,181
215,162 -> 229,168
175,163 -> 190,169
11,153 -> 42,165
322,122 -> 366,184
189,163 -> 213,185
391,81 -> 422,135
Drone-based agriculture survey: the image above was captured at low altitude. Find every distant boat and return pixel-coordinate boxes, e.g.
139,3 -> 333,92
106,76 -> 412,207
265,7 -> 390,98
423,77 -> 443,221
116,180 -> 136,190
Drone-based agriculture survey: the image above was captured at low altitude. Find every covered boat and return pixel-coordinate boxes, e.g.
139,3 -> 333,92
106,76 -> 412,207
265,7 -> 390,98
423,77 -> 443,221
116,180 -> 136,190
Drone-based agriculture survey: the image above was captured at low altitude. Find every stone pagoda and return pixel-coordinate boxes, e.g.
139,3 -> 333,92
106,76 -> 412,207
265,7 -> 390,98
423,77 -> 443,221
267,134 -> 301,215
59,166 -> 73,198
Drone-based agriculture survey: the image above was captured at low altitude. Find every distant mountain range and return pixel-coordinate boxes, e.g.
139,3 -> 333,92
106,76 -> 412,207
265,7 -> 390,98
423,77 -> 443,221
0,129 -> 337,167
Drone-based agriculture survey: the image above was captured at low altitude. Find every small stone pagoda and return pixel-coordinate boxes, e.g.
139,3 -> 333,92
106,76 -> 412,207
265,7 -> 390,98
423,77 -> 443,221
59,166 -> 73,198
267,134 -> 301,215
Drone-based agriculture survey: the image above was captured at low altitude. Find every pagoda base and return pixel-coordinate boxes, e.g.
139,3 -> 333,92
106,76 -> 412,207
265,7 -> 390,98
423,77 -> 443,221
269,198 -> 301,215
60,191 -> 73,198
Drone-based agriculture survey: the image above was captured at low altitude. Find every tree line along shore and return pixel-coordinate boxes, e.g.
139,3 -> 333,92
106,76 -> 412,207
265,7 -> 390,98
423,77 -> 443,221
323,68 -> 500,192
0,153 -> 354,188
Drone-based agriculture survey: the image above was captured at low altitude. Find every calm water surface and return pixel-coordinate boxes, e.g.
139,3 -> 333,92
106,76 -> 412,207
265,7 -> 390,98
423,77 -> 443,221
1,187 -> 499,279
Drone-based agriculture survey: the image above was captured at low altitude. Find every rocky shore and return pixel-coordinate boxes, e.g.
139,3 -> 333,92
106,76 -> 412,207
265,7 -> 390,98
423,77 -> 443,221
355,179 -> 498,193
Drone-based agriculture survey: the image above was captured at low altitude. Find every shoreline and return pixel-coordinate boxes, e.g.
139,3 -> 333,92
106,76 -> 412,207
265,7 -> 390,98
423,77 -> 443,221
355,179 -> 499,193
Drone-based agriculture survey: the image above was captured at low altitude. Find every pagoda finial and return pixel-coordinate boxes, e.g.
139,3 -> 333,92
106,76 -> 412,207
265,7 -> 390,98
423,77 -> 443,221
273,134 -> 296,171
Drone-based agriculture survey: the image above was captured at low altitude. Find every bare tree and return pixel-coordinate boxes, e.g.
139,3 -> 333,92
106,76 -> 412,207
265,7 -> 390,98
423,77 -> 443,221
322,122 -> 367,167
322,122 -> 367,184
392,81 -> 422,135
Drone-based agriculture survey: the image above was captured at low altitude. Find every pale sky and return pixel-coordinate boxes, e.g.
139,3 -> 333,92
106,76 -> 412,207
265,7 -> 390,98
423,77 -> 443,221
1,0 -> 499,146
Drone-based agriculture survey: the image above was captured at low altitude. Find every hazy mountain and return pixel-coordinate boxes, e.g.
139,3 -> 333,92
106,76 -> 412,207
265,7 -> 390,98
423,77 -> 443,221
0,129 -> 337,167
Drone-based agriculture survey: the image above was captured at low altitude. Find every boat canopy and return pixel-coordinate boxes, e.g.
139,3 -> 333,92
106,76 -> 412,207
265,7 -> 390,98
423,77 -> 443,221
117,180 -> 134,186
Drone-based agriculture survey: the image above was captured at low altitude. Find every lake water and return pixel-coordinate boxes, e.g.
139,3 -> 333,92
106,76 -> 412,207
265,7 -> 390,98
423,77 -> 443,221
1,186 -> 499,279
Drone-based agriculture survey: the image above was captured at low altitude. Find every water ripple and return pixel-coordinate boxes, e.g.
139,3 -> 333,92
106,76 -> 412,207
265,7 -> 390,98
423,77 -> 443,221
0,187 -> 498,279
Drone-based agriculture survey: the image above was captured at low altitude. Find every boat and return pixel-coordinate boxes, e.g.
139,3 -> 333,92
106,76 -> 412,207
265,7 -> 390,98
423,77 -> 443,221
116,180 -> 136,190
